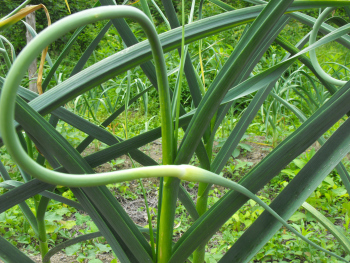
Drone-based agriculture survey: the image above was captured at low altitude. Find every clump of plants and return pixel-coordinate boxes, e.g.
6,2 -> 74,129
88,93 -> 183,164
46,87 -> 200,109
2,1 -> 350,263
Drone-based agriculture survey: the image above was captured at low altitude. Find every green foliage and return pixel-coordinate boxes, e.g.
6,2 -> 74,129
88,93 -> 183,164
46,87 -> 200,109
0,0 -> 98,54
2,1 -> 350,263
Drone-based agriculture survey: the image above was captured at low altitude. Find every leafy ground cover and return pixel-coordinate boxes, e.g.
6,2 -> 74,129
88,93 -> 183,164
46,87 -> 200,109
2,0 -> 350,263
2,133 -> 350,262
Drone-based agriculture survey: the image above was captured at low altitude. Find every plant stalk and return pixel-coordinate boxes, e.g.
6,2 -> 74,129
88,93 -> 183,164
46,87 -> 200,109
36,196 -> 51,263
0,39 -> 12,70
157,0 -> 184,260
192,181 -> 209,263
157,177 -> 180,262
193,131 -> 215,263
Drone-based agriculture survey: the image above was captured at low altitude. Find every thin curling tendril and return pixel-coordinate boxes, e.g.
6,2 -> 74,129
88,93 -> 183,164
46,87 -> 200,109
309,7 -> 347,86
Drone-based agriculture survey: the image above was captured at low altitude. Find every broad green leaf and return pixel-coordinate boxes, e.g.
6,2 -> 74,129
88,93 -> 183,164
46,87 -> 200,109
281,169 -> 296,177
0,235 -> 35,263
65,243 -> 81,256
42,26 -> 86,91
269,91 -> 350,196
274,36 -> 338,94
161,0 -> 203,107
16,5 -> 271,117
13,3 -> 333,121
43,232 -> 102,262
0,163 -> 39,237
210,15 -> 291,174
171,78 -> 350,262
70,21 -> 112,77
209,0 -> 235,11
175,0 -> 294,166
12,92 -> 153,262
71,188 -> 133,263
293,159 -> 306,169
0,179 -> 52,213
222,115 -> 350,262
208,14 -> 290,146
45,211 -> 63,222
289,211 -> 307,222
212,83 -> 274,173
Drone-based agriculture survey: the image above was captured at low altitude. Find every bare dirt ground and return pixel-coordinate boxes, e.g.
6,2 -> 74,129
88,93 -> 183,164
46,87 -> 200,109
30,251 -> 115,263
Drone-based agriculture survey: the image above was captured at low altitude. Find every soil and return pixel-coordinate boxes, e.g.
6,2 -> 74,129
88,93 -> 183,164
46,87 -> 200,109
8,136 -> 320,263
30,251 -> 115,263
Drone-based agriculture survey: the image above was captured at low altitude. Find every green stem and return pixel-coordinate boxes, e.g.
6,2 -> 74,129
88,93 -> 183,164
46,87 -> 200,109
157,0 -> 189,260
192,182 -> 209,263
0,6 -> 173,261
25,133 -> 43,215
157,1 -> 187,261
125,69 -> 131,139
130,158 -> 157,262
149,0 -> 171,30
156,176 -> 163,258
81,95 -> 97,122
0,39 -> 11,70
0,6 -> 173,189
139,178 -> 156,262
309,7 -> 345,86
125,114 -> 156,262
140,0 -> 153,24
36,196 -> 51,263
38,219 -> 49,263
174,28 -> 186,151
195,0 -> 217,210
193,134 -> 214,263
158,177 -> 180,262
25,133 -> 33,159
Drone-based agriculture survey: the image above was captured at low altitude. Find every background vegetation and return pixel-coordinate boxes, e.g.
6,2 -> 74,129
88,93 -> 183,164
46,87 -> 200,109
1,0 -> 350,263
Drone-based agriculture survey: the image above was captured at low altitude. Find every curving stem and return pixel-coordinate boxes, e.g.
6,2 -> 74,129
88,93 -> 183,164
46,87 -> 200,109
0,5 -> 346,263
309,7 -> 346,86
0,5 -> 174,262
